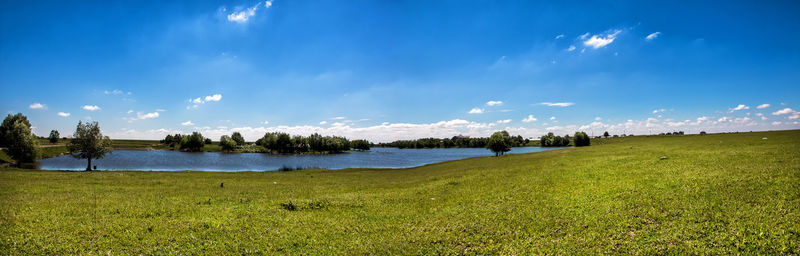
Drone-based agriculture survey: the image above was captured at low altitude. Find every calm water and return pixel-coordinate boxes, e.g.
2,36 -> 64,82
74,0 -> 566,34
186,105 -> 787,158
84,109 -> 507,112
38,147 -> 564,172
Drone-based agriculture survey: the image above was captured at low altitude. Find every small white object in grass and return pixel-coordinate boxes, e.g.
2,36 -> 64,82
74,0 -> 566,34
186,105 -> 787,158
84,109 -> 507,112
659,156 -> 668,160
430,198 -> 435,200
762,137 -> 768,140
273,182 -> 277,184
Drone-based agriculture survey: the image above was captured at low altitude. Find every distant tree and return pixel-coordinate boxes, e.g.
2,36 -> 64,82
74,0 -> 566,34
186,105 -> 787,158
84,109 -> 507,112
204,138 -> 212,144
700,131 -> 707,135
219,135 -> 236,151
48,130 -> 60,143
603,131 -> 610,138
487,131 -> 512,156
67,121 -> 112,171
231,132 -> 245,146
574,132 -> 590,147
351,139 -> 371,151
276,133 -> 292,153
5,118 -> 40,166
540,132 -> 570,147
180,132 -> 205,152
0,113 -> 31,147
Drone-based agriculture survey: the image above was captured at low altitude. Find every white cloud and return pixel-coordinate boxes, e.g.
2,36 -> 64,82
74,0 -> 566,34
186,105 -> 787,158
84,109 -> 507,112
772,108 -> 795,115
522,115 -> 537,123
540,102 -> 574,107
156,109 -> 166,112
332,116 -> 346,120
555,34 -> 564,39
496,119 -> 511,124
188,94 -> 222,108
319,121 -> 328,125
137,112 -> 159,120
265,0 -> 273,8
82,105 -> 101,111
790,114 -> 800,120
728,104 -> 749,112
227,2 -> 262,23
652,108 -> 666,114
772,121 -> 782,126
263,121 -> 270,125
468,108 -> 485,114
595,117 -> 602,121
57,112 -> 70,117
756,103 -> 770,109
579,32 -> 590,40
583,30 -> 621,49
181,121 -> 195,126
486,101 -> 503,106
29,103 -> 46,109
645,32 -> 661,41
566,45 -> 576,51
550,116 -> 556,120
127,110 -> 134,114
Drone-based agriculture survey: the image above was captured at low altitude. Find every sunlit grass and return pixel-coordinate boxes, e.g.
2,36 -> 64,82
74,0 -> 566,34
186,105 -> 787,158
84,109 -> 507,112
1,130 -> 798,254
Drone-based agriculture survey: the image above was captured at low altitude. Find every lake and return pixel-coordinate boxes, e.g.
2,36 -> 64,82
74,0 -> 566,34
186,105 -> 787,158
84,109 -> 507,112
37,147 -> 565,172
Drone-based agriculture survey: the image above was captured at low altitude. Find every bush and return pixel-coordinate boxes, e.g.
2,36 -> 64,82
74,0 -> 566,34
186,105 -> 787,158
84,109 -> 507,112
574,132 -> 590,147
540,133 -> 570,147
5,118 -> 39,165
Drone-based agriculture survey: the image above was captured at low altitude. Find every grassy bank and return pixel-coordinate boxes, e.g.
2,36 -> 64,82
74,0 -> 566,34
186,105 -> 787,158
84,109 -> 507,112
1,130 -> 798,254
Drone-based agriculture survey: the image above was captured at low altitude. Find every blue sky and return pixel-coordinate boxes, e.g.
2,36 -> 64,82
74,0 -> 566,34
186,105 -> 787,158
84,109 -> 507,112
1,0 -> 799,142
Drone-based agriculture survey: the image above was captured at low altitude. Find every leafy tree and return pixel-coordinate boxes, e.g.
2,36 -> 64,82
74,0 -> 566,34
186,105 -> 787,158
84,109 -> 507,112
574,131 -> 590,147
219,135 -> 237,151
276,133 -> 292,153
603,131 -> 610,138
540,132 -> 570,147
204,138 -> 212,144
67,121 -> 112,171
48,130 -> 60,143
351,139 -> 370,151
0,113 -> 31,147
231,132 -> 245,146
180,132 -> 205,152
487,130 -> 512,156
6,119 -> 40,166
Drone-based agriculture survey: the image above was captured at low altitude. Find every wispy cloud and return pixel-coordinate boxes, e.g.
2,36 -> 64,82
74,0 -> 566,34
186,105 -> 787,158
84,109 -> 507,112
137,112 -> 159,120
645,32 -> 661,41
540,102 -> 574,107
57,112 -> 70,117
319,121 -> 328,125
555,34 -> 564,39
653,108 -> 666,114
486,100 -> 503,106
188,94 -> 222,109
468,108 -> 484,114
227,1 -> 273,23
331,116 -> 346,120
181,121 -> 194,126
566,45 -> 576,51
82,105 -> 101,111
29,103 -> 46,109
522,115 -> 537,123
583,30 -> 621,49
756,103 -> 770,109
496,119 -> 511,124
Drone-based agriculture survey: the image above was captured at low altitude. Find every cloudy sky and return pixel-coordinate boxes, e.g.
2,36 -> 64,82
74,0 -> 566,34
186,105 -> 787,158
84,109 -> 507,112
1,1 -> 799,142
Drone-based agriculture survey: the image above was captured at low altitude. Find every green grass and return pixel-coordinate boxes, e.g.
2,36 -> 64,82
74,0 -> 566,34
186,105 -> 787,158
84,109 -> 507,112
1,130 -> 798,254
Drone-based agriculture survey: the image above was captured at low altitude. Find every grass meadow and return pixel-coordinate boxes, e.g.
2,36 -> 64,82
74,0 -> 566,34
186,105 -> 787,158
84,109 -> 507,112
1,130 -> 798,254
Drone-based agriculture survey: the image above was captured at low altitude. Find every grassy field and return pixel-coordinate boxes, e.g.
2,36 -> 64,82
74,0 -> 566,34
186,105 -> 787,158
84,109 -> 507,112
1,131 -> 798,254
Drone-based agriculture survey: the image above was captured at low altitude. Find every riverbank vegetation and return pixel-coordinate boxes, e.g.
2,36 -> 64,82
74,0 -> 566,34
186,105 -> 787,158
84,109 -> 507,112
377,134 -> 529,149
1,130 -> 797,254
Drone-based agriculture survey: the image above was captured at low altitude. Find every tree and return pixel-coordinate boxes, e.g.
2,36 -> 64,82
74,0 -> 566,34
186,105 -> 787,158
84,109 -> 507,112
351,139 -> 370,151
204,138 -> 212,144
603,131 -> 610,138
67,121 -> 112,171
48,130 -> 60,143
487,131 -> 512,156
6,119 -> 40,166
574,131 -> 590,147
0,113 -> 31,147
219,135 -> 237,151
180,132 -> 205,152
231,132 -> 245,146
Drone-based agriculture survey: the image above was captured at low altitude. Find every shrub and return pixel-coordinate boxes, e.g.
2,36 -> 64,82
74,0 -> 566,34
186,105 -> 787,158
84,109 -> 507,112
5,119 -> 40,165
574,132 -> 590,147
540,133 -> 570,147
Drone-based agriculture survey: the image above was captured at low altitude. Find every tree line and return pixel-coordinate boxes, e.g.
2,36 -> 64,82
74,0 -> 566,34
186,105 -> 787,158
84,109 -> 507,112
377,135 -> 529,149
160,132 -> 371,153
